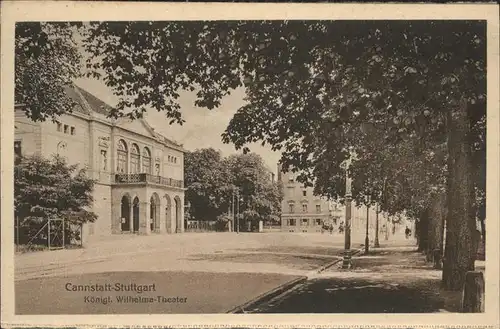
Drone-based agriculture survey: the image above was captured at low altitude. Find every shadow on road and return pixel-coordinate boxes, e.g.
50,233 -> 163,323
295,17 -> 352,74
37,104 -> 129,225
248,244 -> 466,313
251,277 -> 446,313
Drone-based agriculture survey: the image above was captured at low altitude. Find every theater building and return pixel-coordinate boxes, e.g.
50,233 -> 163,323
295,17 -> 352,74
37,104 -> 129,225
14,85 -> 186,241
277,165 -> 337,233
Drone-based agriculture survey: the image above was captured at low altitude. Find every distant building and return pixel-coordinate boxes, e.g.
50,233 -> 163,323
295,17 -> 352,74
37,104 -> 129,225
264,164 -> 276,183
14,84 -> 186,242
278,164 -> 334,233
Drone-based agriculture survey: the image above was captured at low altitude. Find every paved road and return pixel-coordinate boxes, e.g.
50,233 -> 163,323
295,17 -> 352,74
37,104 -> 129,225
16,232 -> 365,280
15,232 -> 367,314
16,271 -> 299,314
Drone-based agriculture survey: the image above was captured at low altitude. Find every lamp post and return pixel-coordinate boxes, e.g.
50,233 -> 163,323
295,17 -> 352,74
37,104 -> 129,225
374,203 -> 380,248
365,203 -> 370,254
231,188 -> 236,232
236,189 -> 240,234
342,156 -> 353,269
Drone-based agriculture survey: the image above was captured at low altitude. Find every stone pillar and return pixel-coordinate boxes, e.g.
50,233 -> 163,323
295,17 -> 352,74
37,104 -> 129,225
169,205 -> 178,233
111,197 -> 120,234
110,127 -> 115,176
167,205 -> 173,234
139,149 -> 142,173
129,203 -> 134,232
127,141 -> 131,174
139,201 -> 150,235
461,271 -> 485,312
179,198 -> 185,233
158,202 -> 166,234
88,121 -> 95,179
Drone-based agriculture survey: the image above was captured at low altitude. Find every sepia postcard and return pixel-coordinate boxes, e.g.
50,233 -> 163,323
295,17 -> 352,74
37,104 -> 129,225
1,2 -> 499,328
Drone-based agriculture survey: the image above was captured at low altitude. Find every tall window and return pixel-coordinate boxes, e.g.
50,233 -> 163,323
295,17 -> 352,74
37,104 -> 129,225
117,139 -> 128,173
130,143 -> 140,174
302,204 -> 308,212
316,204 -> 321,213
289,203 -> 295,213
289,218 -> 296,226
303,190 -> 307,196
142,147 -> 152,174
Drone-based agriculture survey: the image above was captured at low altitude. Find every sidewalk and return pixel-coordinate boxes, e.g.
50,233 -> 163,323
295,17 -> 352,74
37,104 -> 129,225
248,239 -> 475,313
320,240 -> 465,312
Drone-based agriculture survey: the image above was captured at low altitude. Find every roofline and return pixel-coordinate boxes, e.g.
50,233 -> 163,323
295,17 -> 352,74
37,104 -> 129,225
73,85 -> 187,153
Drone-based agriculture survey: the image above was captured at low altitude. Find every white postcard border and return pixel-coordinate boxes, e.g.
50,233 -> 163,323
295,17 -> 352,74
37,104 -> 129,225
1,2 -> 499,328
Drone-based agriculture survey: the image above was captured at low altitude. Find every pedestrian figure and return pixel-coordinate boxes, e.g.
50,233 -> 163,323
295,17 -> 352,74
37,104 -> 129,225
339,222 -> 344,234
405,226 -> 411,239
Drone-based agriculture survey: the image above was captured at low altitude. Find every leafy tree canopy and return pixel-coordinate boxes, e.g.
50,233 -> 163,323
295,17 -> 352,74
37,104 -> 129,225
184,149 -> 282,222
14,154 -> 98,225
15,22 -> 83,121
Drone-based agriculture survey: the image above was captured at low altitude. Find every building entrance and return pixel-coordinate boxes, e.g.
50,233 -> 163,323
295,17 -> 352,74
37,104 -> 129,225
121,196 -> 130,232
133,197 -> 140,233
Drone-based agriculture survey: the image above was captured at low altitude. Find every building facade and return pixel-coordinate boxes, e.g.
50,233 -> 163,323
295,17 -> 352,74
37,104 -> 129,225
278,165 -> 334,233
14,85 -> 186,242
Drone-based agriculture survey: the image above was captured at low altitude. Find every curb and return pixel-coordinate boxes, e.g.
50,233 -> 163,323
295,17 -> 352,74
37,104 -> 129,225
226,276 -> 308,314
315,245 -> 365,274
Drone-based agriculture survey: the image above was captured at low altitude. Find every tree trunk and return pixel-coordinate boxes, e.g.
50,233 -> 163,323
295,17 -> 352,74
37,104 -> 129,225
461,271 -> 485,312
442,100 -> 476,291
427,193 -> 446,262
417,211 -> 429,253
479,219 -> 485,242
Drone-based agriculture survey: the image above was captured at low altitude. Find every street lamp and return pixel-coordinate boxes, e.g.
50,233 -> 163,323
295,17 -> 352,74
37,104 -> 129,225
342,156 -> 353,269
376,176 -> 388,247
236,189 -> 240,234
374,203 -> 380,248
231,187 -> 241,234
365,200 -> 370,254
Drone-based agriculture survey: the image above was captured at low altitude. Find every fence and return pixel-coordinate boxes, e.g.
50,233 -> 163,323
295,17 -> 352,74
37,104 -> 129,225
262,225 -> 282,232
15,217 -> 83,253
185,220 -> 219,232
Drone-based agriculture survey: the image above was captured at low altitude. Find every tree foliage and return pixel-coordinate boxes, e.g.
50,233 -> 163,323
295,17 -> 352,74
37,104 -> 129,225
184,148 -> 233,222
184,149 -> 282,225
224,153 -> 283,225
15,22 -> 82,121
14,155 -> 98,243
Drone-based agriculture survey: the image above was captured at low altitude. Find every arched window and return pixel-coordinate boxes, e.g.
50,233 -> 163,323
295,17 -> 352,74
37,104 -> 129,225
117,139 -> 128,173
142,147 -> 152,174
130,143 -> 140,174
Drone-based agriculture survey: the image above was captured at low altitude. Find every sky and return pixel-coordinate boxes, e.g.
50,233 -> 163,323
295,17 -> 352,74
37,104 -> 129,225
74,77 -> 281,174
